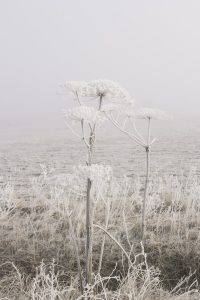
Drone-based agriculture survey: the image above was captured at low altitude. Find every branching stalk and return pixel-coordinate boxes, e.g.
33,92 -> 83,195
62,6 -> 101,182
107,113 -> 146,147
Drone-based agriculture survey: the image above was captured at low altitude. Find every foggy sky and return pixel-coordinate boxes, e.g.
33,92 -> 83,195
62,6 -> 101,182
0,0 -> 200,139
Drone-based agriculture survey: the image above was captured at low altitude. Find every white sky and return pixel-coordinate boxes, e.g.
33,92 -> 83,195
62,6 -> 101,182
0,0 -> 200,139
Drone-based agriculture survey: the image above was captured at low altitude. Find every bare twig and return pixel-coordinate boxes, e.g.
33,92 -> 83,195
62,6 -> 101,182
67,212 -> 84,295
94,224 -> 134,269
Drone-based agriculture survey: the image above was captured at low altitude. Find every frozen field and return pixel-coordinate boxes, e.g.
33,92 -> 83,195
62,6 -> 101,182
0,123 -> 200,194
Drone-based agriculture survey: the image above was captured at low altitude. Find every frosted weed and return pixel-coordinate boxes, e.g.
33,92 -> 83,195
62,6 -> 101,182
64,79 -> 132,289
106,106 -> 170,241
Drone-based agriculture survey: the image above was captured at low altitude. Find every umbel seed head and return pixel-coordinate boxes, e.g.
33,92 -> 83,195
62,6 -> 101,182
135,107 -> 170,120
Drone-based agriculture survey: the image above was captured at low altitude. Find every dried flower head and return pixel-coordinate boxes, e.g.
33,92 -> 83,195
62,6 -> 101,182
135,107 -> 169,120
82,79 -> 133,104
65,81 -> 87,98
121,106 -> 136,118
65,106 -> 105,125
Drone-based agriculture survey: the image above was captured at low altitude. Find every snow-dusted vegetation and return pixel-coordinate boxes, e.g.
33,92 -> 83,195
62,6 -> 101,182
0,80 -> 199,299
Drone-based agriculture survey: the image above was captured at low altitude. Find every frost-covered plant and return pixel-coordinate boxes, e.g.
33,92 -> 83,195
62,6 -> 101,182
66,106 -> 105,125
135,107 -> 169,121
107,106 -> 170,241
0,181 -> 15,217
73,164 -> 113,182
65,85 -> 104,287
82,79 -> 133,103
64,79 -> 131,287
64,80 -> 87,99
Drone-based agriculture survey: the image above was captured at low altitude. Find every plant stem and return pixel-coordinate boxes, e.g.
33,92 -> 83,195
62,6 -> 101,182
68,213 -> 84,295
141,118 -> 151,241
98,201 -> 110,274
85,130 -> 93,286
86,177 -> 92,285
85,95 -> 103,286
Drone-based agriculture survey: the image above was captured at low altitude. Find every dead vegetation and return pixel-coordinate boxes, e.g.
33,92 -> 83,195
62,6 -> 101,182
0,169 -> 200,299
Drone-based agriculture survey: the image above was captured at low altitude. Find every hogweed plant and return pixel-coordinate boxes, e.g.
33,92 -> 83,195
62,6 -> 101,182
106,106 -> 169,241
64,79 -> 132,288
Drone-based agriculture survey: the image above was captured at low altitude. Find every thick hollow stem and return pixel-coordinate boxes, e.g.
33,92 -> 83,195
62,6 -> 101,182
141,147 -> 150,241
86,177 -> 92,285
85,95 -> 103,286
141,118 -> 151,242
85,132 -> 94,286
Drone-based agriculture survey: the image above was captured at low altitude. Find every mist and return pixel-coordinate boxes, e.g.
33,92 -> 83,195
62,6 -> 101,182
0,0 -> 200,141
